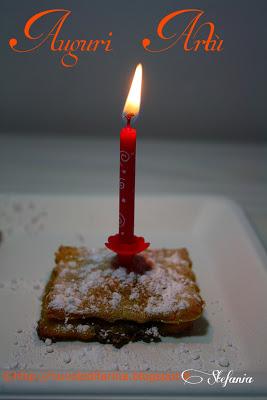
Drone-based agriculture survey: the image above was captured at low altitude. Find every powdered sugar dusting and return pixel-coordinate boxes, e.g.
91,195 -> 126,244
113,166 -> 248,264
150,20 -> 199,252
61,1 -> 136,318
110,292 -> 121,309
46,248 -> 202,322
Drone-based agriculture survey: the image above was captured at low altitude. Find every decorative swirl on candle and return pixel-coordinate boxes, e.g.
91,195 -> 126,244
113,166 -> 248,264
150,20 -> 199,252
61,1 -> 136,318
120,151 -> 130,162
120,178 -> 126,189
119,213 -> 125,227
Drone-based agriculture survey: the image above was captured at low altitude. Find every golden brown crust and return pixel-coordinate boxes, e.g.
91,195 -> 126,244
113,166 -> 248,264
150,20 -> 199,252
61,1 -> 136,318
37,246 -> 204,346
43,247 -> 204,325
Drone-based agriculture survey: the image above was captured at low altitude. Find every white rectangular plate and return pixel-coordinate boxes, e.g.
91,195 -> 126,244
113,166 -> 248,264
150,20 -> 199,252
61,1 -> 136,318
0,194 -> 267,398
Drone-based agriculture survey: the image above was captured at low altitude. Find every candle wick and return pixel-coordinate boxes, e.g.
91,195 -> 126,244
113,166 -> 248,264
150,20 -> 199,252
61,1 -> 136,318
126,114 -> 134,127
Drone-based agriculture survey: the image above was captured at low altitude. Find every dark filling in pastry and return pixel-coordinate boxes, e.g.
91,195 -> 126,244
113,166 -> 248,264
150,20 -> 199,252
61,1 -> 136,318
37,318 -> 192,348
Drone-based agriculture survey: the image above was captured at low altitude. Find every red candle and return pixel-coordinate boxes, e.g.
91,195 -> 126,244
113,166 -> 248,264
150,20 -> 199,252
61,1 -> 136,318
119,123 -> 136,242
106,64 -> 149,265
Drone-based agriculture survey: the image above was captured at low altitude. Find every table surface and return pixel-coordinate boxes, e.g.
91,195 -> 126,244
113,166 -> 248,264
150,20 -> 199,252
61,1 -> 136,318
0,134 -> 267,250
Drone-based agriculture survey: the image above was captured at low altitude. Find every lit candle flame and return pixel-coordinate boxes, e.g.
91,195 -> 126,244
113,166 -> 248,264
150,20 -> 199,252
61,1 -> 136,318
123,63 -> 142,119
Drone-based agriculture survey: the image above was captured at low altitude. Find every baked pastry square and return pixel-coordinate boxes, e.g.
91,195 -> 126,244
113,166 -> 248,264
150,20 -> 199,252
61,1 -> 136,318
37,246 -> 204,347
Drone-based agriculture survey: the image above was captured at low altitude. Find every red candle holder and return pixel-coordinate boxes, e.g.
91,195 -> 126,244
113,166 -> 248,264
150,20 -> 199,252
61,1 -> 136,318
105,233 -> 150,266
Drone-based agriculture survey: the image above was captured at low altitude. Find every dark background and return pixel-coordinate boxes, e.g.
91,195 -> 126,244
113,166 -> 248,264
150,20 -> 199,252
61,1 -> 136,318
1,0 -> 267,141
